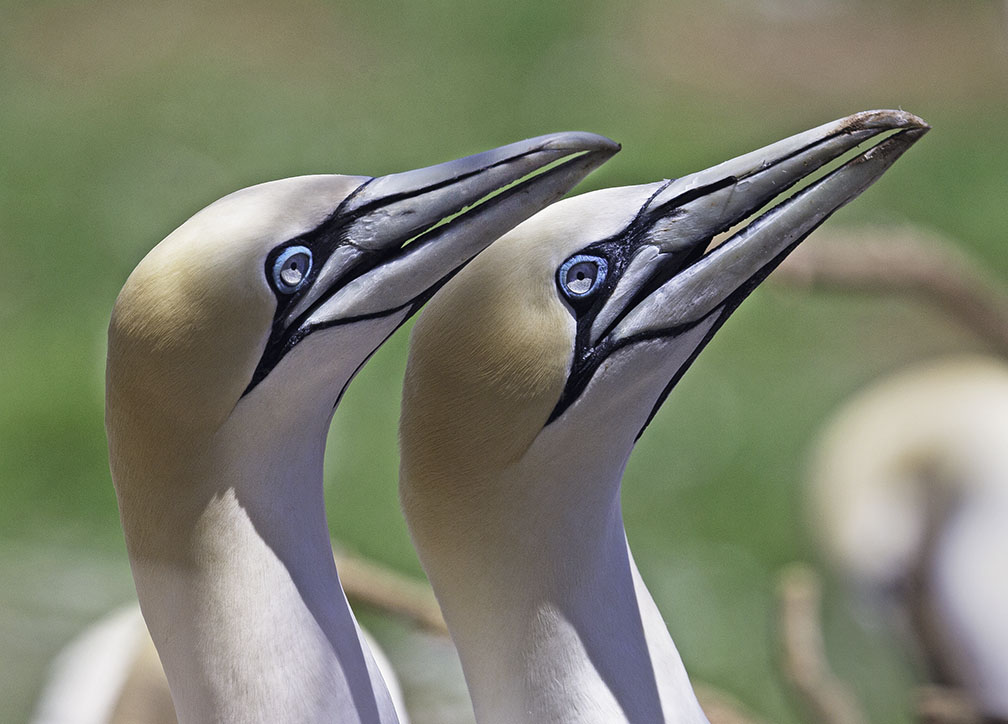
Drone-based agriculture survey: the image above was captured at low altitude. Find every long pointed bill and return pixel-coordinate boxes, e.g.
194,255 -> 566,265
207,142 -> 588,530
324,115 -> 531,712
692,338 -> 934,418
545,110 -> 928,431
247,132 -> 618,395
605,111 -> 929,344
299,132 -> 620,325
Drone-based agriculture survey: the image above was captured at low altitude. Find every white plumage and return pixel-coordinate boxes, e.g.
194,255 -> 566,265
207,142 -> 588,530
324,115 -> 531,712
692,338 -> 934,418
400,111 -> 927,723
90,134 -> 616,723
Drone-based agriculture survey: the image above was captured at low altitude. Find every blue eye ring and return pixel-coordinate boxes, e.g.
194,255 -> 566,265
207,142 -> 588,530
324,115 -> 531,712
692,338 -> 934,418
272,245 -> 313,294
558,254 -> 608,300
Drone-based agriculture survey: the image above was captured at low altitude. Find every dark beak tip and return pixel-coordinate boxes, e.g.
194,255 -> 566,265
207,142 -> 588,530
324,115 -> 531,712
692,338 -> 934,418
538,131 -> 621,156
900,125 -> 931,141
843,109 -> 930,134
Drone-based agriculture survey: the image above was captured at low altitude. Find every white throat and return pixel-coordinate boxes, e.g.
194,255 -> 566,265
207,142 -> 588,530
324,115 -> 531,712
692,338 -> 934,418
114,323 -> 402,724
400,290 -> 716,724
415,443 -> 707,724
403,326 -> 717,724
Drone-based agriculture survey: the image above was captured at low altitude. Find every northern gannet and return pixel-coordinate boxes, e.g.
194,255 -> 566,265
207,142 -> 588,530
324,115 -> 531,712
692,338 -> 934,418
399,111 -> 928,724
809,356 -> 1008,719
103,132 -> 618,724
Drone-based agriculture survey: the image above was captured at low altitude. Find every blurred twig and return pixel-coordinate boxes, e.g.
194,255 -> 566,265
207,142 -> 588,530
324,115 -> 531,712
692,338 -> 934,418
777,559 -> 988,724
334,547 -> 449,635
772,227 -> 1008,723
773,226 -> 1008,358
915,685 -> 983,724
336,546 -> 764,723
777,564 -> 870,724
695,684 -> 766,724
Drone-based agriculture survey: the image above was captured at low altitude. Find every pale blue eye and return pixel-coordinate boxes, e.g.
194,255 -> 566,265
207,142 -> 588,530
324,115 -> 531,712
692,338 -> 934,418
558,254 -> 607,299
272,246 -> 313,294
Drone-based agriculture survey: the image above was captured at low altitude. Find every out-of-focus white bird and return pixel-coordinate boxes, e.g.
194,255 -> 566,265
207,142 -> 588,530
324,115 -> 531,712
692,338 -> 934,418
399,111 -> 928,724
39,133 -> 617,724
29,605 -> 407,724
809,355 -> 1008,719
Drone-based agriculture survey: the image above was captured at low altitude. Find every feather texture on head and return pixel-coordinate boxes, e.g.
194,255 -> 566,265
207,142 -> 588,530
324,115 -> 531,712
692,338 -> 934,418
106,175 -> 364,443
399,185 -> 658,535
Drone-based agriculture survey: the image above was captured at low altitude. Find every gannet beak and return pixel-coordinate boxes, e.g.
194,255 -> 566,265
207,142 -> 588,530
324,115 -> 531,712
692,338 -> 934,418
298,132 -> 620,325
248,132 -> 618,393
597,111 -> 928,345
547,111 -> 927,429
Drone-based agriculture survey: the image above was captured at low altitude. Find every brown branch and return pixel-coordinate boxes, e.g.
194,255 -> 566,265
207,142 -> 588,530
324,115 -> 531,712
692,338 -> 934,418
915,685 -> 984,724
333,547 -> 449,635
776,229 -> 1008,722
333,546 -> 770,722
772,226 -> 1008,358
695,684 -> 766,724
777,564 -> 870,724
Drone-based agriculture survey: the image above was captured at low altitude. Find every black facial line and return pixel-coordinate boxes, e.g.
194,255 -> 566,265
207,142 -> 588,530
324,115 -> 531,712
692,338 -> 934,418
323,234 -> 495,409
631,179 -> 674,225
304,152 -> 586,336
555,181 -> 678,317
307,240 -> 474,338
591,241 -> 710,351
260,175 -> 383,310
547,181 -> 732,424
319,210 -> 497,412
546,126 -> 877,425
546,235 -> 763,428
244,166 -> 493,394
258,152 -> 536,351
317,144 -> 619,327
335,148 -> 544,224
560,174 -> 753,370
246,147 -> 571,396
329,325 -> 399,412
633,218 -> 828,440
245,174 -> 419,396
547,250 -> 657,423
284,144 -> 583,336
630,125 -> 899,436
247,223 -> 371,395
637,123 -> 875,227
640,175 -> 736,221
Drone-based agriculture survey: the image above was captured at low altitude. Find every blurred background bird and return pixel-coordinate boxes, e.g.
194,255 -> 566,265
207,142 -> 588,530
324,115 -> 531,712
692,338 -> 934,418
808,356 -> 1008,722
2,1 -> 1004,723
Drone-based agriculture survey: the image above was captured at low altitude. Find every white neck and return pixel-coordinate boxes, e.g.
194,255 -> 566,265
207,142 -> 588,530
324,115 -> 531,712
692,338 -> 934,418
116,390 -> 398,724
411,453 -> 708,724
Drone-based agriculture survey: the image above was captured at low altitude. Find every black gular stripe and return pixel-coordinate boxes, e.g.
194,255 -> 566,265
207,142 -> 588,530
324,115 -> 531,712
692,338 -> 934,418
246,189 -> 378,395
246,158 -> 512,396
245,145 -> 590,397
633,213 -> 833,440
546,179 -> 736,425
545,125 -> 880,428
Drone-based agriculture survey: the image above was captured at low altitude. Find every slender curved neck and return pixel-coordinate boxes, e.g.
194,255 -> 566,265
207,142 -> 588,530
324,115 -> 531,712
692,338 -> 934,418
114,404 -> 397,724
410,457 -> 707,724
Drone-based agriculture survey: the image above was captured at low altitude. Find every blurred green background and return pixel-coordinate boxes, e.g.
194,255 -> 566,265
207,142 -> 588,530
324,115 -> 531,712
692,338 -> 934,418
1,0 -> 1005,721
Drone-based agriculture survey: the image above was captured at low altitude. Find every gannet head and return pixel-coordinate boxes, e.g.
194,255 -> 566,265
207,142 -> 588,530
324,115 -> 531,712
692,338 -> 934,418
401,111 -> 928,549
105,133 -> 618,548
